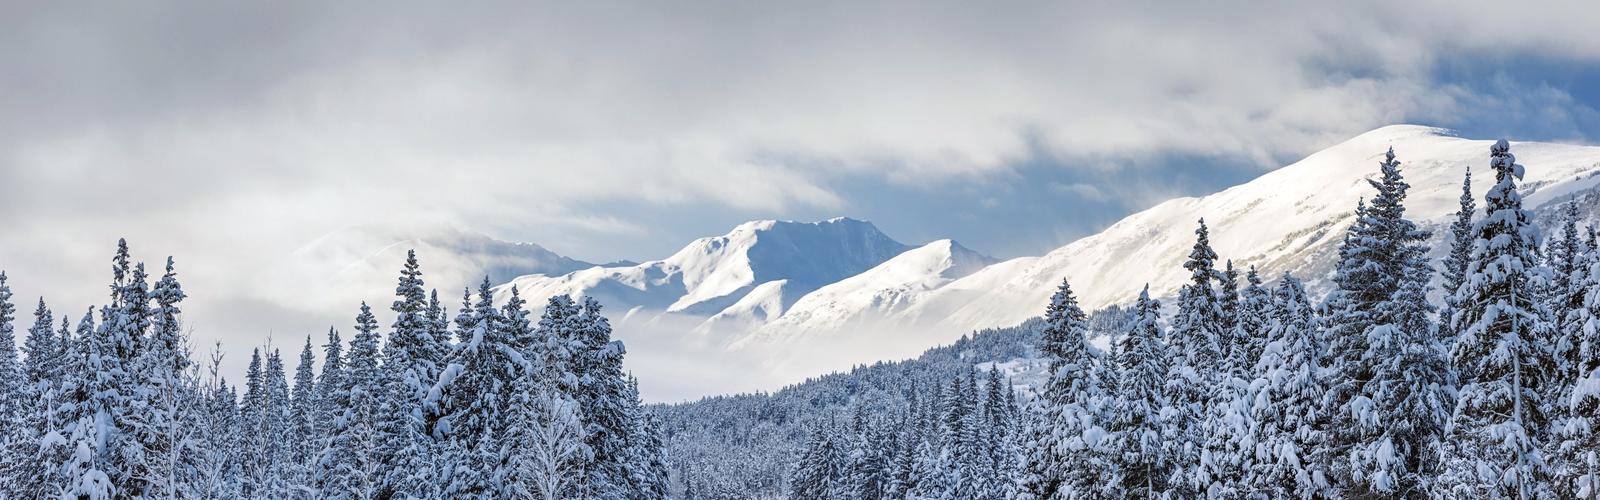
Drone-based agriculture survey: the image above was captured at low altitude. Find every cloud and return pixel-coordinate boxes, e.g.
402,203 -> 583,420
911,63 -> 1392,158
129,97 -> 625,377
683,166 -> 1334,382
1050,182 -> 1109,202
2,0 -> 1599,392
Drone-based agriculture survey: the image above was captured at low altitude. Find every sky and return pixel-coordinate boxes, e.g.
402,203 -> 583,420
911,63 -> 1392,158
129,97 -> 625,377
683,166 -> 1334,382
3,0 -> 1600,388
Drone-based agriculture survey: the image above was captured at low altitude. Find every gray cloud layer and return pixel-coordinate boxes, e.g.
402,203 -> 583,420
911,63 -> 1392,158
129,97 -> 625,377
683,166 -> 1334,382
2,0 -> 1598,391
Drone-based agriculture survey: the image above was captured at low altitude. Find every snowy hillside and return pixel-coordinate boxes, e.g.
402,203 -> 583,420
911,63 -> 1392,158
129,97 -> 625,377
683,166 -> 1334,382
731,239 -> 994,347
495,217 -> 912,330
885,125 -> 1600,336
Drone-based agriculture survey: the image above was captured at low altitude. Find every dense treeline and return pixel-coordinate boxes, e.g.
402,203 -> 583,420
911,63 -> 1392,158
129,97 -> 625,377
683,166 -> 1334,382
659,320 -> 1058,498
0,247 -> 668,499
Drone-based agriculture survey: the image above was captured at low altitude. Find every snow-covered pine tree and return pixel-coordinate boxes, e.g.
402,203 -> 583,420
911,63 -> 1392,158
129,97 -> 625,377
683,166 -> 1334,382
312,327 -> 345,494
791,427 -> 845,499
8,297 -> 62,496
1318,147 -> 1447,496
435,278 -> 513,496
1245,274 -> 1327,498
1019,278 -> 1108,499
378,250 -> 442,498
325,303 -> 386,500
1234,266 -> 1272,375
238,347 -> 289,495
56,304 -> 113,499
23,298 -> 60,393
0,273 -> 21,496
1169,219 -> 1227,496
124,256 -> 200,498
288,336 -> 318,491
1437,139 -> 1557,499
1561,219 -> 1600,497
1567,366 -> 1600,497
1440,167 -> 1476,344
1218,260 -> 1243,367
981,365 -> 1021,498
1105,286 -> 1171,497
1540,199 -> 1598,497
624,377 -> 670,499
99,250 -> 161,496
571,296 -> 640,498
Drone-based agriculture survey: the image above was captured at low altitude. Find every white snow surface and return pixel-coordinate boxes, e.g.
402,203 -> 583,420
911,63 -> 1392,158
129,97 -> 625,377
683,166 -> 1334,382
891,125 -> 1600,334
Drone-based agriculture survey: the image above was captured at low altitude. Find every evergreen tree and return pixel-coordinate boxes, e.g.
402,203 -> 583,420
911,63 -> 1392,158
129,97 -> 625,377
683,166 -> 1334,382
1105,286 -> 1172,498
435,278 -> 510,496
1020,278 -> 1108,499
791,428 -> 844,499
1169,219 -> 1224,496
1318,147 -> 1447,496
1245,274 -> 1327,498
1440,167 -> 1476,334
313,327 -> 345,494
1437,139 -> 1556,498
378,250 -> 443,498
572,297 -> 638,498
288,336 -> 318,490
326,303 -> 385,500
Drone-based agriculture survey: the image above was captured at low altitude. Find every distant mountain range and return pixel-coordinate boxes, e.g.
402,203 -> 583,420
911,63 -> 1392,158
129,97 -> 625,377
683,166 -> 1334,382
301,125 -> 1600,401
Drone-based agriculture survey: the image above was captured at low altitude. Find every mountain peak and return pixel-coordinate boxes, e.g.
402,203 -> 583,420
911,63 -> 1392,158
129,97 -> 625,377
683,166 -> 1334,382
1353,124 -> 1458,141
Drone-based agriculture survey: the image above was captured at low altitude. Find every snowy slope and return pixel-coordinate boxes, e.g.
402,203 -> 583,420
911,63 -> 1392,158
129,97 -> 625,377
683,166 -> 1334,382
732,239 -> 994,347
494,217 -> 912,327
893,125 -> 1600,337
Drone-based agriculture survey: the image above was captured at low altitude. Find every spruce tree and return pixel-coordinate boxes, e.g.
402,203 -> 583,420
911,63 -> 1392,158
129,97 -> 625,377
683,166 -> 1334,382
1170,219 -> 1224,496
1245,274 -> 1327,498
1437,139 -> 1556,499
289,336 -> 318,490
1440,167 -> 1476,343
1020,278 -> 1108,499
378,250 -> 442,498
326,303 -> 385,500
1105,286 -> 1172,498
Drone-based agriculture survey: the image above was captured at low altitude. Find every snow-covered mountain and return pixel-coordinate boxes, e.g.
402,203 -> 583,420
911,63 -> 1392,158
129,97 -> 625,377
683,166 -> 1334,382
494,217 -> 914,328
489,125 -> 1600,401
883,125 -> 1600,337
730,239 -> 994,347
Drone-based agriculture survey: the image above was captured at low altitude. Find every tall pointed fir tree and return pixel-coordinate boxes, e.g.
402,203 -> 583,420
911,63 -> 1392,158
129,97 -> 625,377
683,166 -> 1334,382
1316,147 -> 1452,497
125,256 -> 197,497
435,278 -> 515,496
571,296 -> 643,498
11,297 -> 63,496
791,427 -> 845,499
378,250 -> 444,498
326,303 -> 386,500
0,273 -> 21,496
1440,167 -> 1476,342
1105,286 -> 1172,497
1234,266 -> 1272,375
1169,219 -> 1232,495
288,336 -> 318,490
312,327 -> 344,493
1437,139 -> 1557,498
1020,278 -> 1108,499
1562,213 -> 1600,496
1244,274 -> 1327,498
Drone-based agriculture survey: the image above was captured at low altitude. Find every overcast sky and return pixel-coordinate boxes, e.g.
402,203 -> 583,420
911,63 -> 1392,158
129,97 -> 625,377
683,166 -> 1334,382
3,1 -> 1600,386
